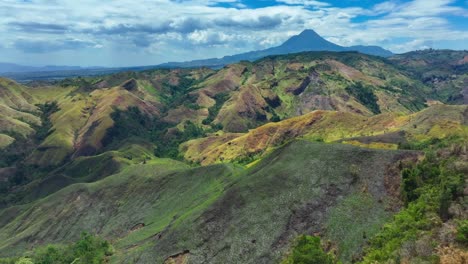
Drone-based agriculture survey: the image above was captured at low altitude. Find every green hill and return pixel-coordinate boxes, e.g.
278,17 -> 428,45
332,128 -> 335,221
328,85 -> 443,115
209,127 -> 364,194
0,141 -> 415,263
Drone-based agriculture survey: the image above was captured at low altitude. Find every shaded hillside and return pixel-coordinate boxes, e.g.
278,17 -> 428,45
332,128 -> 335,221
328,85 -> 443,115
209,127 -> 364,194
390,50 -> 468,104
0,141 -> 415,264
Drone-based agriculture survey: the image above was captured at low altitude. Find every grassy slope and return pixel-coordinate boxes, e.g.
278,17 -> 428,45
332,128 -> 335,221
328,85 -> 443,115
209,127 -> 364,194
0,141 -> 413,264
182,104 -> 467,165
0,50 -> 451,159
0,78 -> 40,144
0,78 -> 37,112
0,142 -> 158,207
0,134 -> 14,148
27,83 -> 160,167
0,51 -> 466,263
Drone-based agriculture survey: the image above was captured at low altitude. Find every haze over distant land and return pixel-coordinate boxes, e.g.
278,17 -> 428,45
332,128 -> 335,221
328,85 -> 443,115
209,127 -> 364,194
0,0 -> 467,67
0,29 -> 392,76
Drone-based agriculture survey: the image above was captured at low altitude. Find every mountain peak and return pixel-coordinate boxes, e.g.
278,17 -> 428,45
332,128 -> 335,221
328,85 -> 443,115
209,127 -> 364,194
278,29 -> 343,52
297,29 -> 321,38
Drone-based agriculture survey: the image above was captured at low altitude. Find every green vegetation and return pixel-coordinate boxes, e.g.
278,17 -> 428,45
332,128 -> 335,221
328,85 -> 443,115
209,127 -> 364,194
0,141 -> 407,263
360,141 -> 465,263
456,220 -> 468,245
153,120 -> 205,159
282,235 -> 337,264
326,193 -> 390,262
390,50 -> 468,103
0,233 -> 112,264
202,92 -> 229,126
160,75 -> 197,110
33,101 -> 59,142
104,106 -> 206,159
0,101 -> 60,204
345,82 -> 380,114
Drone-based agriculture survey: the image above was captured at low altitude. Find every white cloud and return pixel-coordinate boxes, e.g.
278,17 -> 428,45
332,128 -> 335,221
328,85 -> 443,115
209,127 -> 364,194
276,0 -> 330,7
0,0 -> 466,66
390,39 -> 434,53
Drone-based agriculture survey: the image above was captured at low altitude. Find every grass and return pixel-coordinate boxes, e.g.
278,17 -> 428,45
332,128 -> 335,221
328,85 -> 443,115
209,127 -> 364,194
325,193 -> 391,262
0,134 -> 14,149
0,141 -> 408,263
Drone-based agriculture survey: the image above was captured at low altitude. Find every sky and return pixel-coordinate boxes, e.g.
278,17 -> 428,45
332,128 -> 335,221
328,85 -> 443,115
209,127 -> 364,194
0,0 -> 467,67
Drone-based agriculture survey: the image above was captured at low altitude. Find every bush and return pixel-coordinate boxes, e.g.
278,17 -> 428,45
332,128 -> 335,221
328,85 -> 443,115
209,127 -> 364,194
361,149 -> 464,263
34,101 -> 60,142
104,107 -> 207,160
202,93 -> 229,125
345,82 -> 380,114
282,235 -> 336,264
1,232 -> 114,264
456,220 -> 468,245
15,258 -> 33,264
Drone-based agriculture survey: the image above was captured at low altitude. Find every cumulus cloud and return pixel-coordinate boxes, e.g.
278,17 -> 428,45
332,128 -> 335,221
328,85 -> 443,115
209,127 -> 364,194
276,0 -> 330,7
390,39 -> 435,53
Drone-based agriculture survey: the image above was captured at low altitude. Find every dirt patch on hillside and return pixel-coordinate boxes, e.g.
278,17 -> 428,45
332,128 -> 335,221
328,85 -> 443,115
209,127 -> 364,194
272,184 -> 343,250
164,250 -> 190,264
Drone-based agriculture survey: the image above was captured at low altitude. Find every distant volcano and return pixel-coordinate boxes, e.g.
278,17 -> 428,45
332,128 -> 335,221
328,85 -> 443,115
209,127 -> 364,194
160,29 -> 393,68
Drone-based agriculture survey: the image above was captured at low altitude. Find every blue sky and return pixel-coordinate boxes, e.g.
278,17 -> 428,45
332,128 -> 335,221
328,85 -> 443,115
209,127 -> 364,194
0,0 -> 467,67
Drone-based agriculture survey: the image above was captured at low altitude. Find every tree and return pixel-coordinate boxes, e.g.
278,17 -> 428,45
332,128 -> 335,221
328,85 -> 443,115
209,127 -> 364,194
282,235 -> 336,264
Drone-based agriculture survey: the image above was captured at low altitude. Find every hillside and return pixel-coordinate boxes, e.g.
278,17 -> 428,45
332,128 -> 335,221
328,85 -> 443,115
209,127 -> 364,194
0,51 -> 436,168
0,50 -> 467,264
0,78 -> 40,149
181,104 -> 468,165
0,141 -> 416,263
390,50 -> 468,104
163,51 -> 430,133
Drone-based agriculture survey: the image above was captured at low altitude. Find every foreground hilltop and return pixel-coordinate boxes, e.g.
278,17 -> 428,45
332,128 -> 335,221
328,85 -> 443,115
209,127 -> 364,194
0,50 -> 467,263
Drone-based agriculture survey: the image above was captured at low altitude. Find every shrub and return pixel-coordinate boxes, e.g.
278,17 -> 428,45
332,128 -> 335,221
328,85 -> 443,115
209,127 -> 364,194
11,232 -> 115,264
456,220 -> 468,245
282,235 -> 337,264
361,149 -> 464,263
202,93 -> 229,125
345,82 -> 380,114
